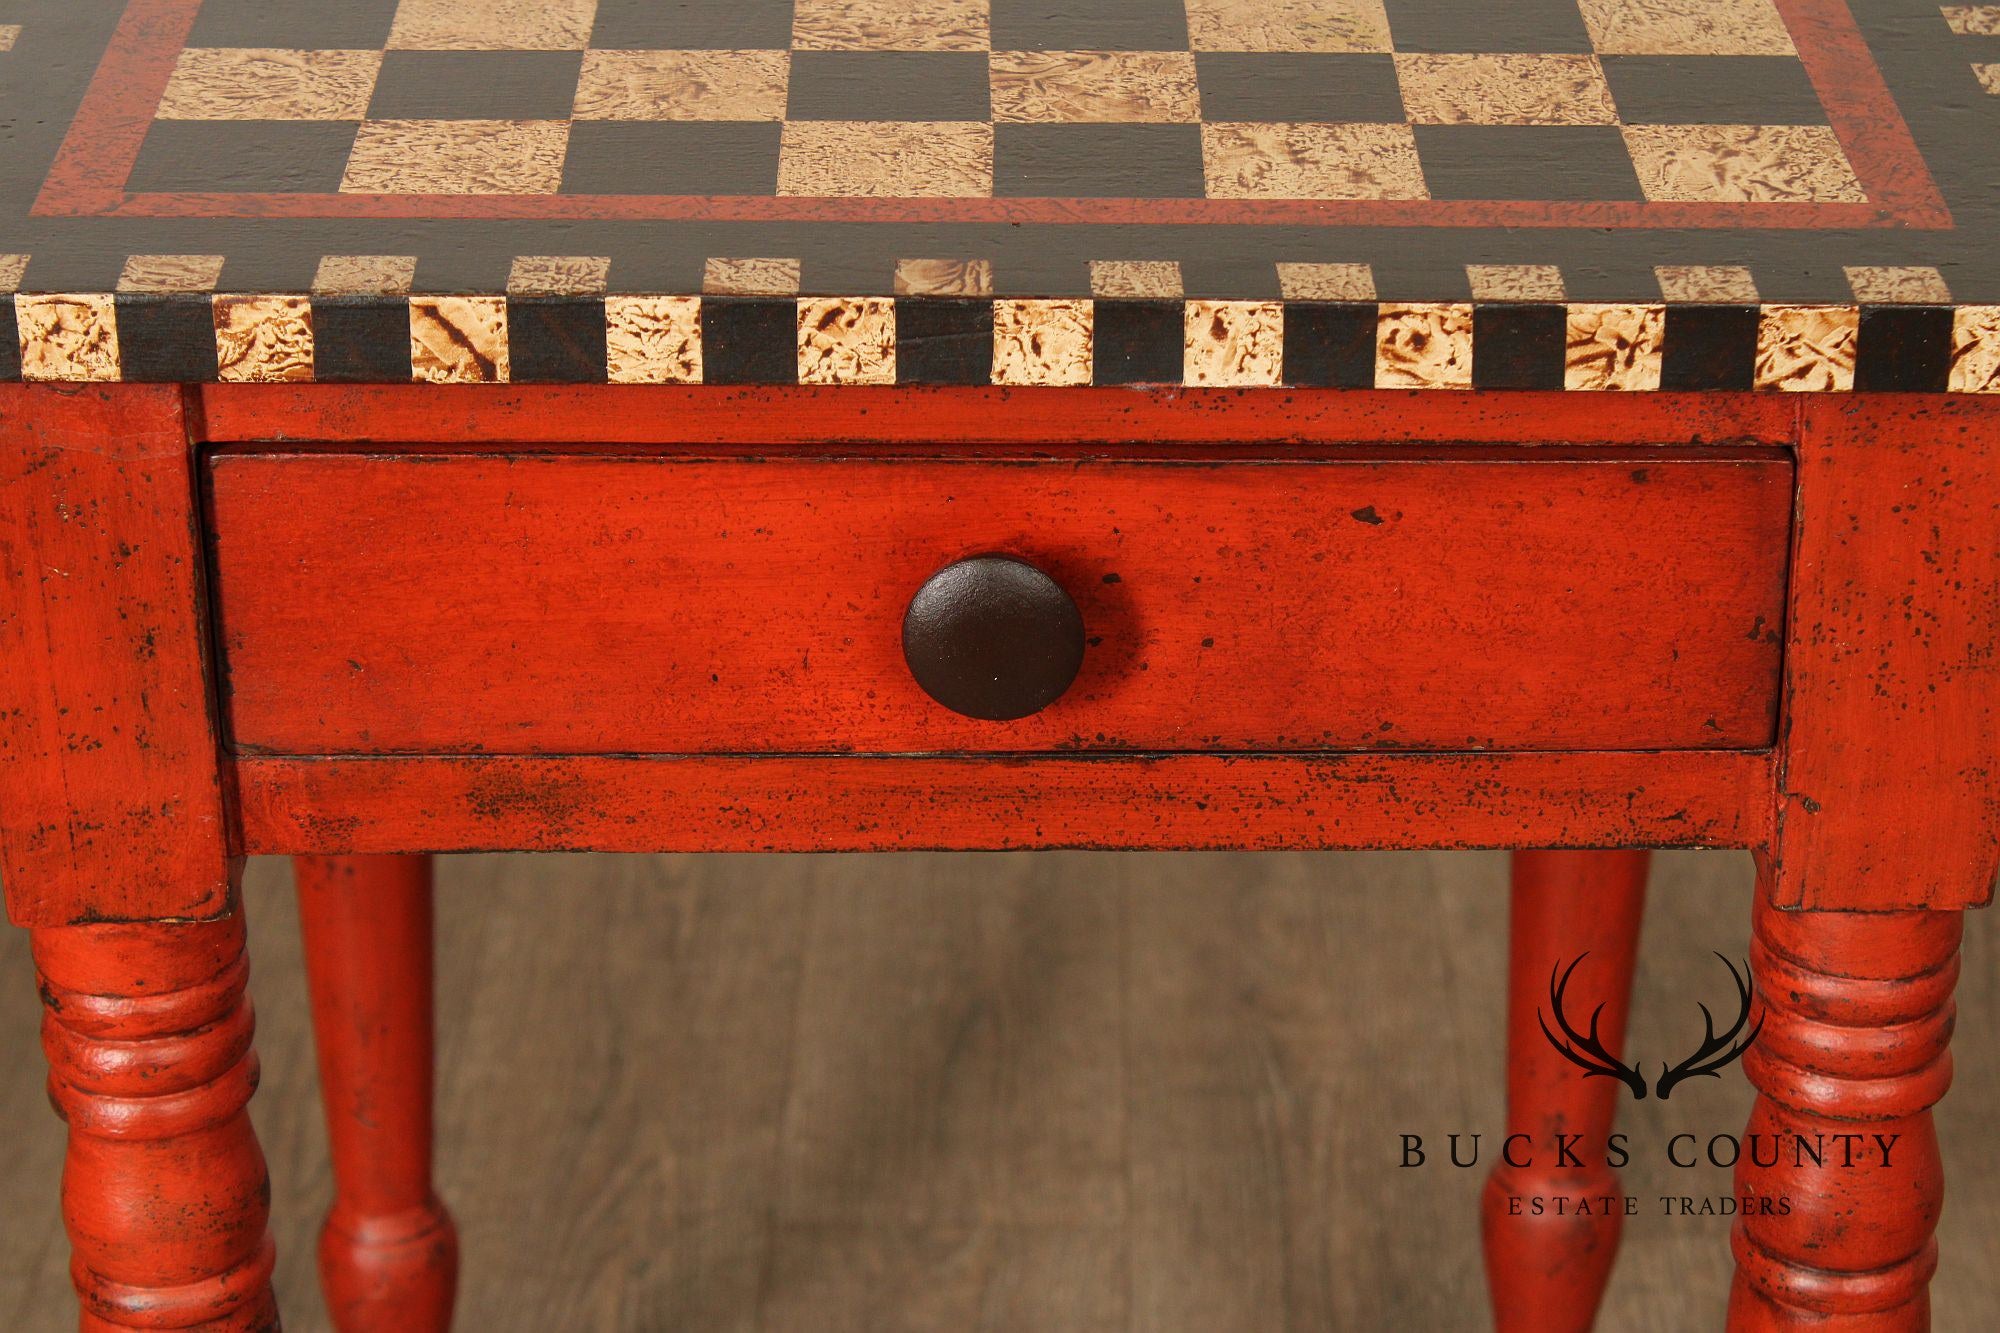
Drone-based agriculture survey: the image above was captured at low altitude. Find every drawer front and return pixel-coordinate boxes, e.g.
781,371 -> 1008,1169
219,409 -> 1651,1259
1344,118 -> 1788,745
209,453 -> 1790,754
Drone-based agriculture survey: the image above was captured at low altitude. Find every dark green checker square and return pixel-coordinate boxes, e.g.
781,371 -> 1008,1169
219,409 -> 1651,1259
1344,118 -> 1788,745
563,122 -> 782,194
127,122 -> 359,193
787,53 -> 991,122
997,124 -> 1204,198
1196,54 -> 1405,123
369,52 -> 584,122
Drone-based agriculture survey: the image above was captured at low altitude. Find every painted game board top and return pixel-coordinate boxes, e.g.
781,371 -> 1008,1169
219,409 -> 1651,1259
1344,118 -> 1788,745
2,0 -> 2000,390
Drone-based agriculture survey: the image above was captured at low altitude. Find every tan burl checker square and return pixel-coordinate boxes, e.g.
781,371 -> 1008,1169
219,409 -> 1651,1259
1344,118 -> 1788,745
1376,304 -> 1474,390
1565,304 -> 1666,391
343,121 -> 570,194
1622,125 -> 1867,203
1846,266 -> 1952,303
118,255 -> 224,292
993,299 -> 1092,386
798,297 -> 897,385
388,0 -> 599,51
705,258 -> 801,296
1578,0 -> 1796,55
410,296 -> 509,382
15,294 -> 121,383
1949,307 -> 2000,393
509,256 -> 611,295
1185,301 -> 1284,386
1941,6 -> 2000,36
1091,261 -> 1184,298
157,49 -> 382,120
213,295 -> 314,383
313,256 -> 418,295
606,296 -> 703,384
793,0 -> 991,52
574,51 -> 790,121
1186,0 -> 1393,53
779,122 -> 992,197
894,260 -> 993,296
1278,263 -> 1376,301
1656,265 -> 1760,303
990,52 -> 1200,123
1395,55 -> 1618,126
1469,265 -> 1567,301
1756,304 -> 1860,391
1204,123 -> 1427,200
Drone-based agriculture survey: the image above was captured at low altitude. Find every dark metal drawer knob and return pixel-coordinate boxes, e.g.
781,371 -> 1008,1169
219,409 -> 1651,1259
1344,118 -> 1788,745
902,555 -> 1085,721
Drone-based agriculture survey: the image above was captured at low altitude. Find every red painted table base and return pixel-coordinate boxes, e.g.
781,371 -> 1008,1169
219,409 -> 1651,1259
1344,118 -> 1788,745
4,385 -> 1994,1329
1483,848 -> 1652,1332
32,912 -> 278,1332
1729,877 -> 1959,1330
26,851 -> 1963,1330
295,855 -> 457,1332
1480,854 -> 1963,1332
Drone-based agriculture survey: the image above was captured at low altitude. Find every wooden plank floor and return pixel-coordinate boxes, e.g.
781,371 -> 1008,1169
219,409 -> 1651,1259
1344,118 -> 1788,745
2,851 -> 1994,1330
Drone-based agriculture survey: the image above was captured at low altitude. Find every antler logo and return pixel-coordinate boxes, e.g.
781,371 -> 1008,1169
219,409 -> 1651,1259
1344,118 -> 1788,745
1539,953 -> 1765,1100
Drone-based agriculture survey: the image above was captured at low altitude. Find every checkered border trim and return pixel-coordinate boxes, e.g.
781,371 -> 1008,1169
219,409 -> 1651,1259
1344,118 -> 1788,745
6,292 -> 1997,393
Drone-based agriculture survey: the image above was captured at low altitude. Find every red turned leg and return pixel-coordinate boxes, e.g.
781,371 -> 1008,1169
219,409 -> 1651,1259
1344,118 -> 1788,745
32,911 -> 278,1332
1483,849 -> 1650,1333
295,855 -> 456,1333
1729,880 -> 1960,1330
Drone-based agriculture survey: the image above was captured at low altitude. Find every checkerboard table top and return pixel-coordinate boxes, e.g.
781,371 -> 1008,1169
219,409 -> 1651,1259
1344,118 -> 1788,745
3,0 -> 2000,390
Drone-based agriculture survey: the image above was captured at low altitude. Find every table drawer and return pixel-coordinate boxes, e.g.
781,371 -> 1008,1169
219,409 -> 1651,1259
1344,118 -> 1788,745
208,452 -> 1790,755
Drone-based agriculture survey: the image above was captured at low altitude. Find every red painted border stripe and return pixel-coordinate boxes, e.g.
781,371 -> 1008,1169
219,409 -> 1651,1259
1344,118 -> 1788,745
98,192 -> 1904,230
1775,0 -> 1950,225
30,0 -> 1948,234
32,0 -> 200,217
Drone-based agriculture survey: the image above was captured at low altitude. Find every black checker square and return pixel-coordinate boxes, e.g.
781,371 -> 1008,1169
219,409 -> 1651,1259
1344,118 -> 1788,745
504,298 -> 604,382
509,297 -> 609,383
1415,126 -> 1645,201
996,124 -> 1205,198
311,298 -> 415,384
1093,300 -> 1183,385
0,303 -> 17,382
1660,305 -> 1761,391
1282,303 -> 1377,388
787,53 -> 991,123
1381,0 -> 1594,52
896,299 -> 994,385
369,52 -> 585,122
189,0 -> 400,48
563,122 -> 782,195
1856,305 -> 1954,393
1195,54 -> 1404,123
126,121 -> 359,194
114,296 -> 219,383
702,297 -> 796,384
1472,303 -> 1567,389
589,0 -> 797,50
990,0 -> 1190,51
1601,57 -> 1828,125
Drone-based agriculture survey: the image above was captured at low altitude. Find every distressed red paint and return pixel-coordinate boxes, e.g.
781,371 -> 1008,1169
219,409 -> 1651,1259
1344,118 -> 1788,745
1731,868 -> 1963,1328
295,855 -> 456,1332
207,451 -> 1793,756
1,377 -> 1994,1331
33,910 -> 278,1331
1483,849 -> 1651,1332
